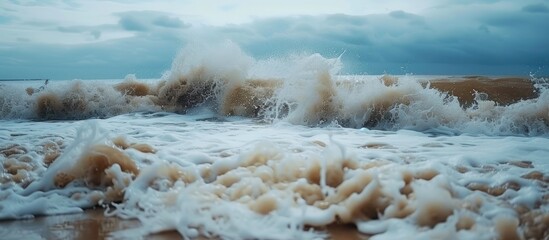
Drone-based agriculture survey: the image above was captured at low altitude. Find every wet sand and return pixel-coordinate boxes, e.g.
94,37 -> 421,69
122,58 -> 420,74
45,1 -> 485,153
0,209 -> 370,240
0,209 -> 181,240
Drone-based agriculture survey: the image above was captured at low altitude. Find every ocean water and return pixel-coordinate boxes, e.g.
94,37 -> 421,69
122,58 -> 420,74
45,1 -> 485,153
1,43 -> 548,239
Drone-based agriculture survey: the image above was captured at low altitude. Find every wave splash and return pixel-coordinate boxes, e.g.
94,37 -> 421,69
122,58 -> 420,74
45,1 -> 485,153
0,42 -> 547,135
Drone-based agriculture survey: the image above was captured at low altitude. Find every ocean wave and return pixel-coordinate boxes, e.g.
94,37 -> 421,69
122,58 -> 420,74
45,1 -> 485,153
1,42 -> 547,136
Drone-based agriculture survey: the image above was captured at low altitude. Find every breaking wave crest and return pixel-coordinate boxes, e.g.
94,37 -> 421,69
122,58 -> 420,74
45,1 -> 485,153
1,42 -> 547,136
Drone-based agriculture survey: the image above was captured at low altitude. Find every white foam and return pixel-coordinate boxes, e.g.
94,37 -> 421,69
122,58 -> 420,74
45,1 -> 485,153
1,113 -> 548,238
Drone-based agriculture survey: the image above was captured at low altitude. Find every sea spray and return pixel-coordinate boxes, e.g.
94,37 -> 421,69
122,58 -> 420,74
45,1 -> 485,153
1,43 -> 547,135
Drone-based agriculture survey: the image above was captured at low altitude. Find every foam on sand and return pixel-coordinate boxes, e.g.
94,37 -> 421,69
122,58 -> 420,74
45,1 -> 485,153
1,118 -> 547,239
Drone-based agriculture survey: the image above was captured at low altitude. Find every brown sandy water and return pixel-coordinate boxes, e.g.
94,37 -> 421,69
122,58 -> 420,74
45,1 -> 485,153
19,74 -> 541,122
0,209 -> 369,240
425,76 -> 538,106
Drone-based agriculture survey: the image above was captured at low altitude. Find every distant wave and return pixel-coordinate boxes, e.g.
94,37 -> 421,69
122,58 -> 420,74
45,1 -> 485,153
1,42 -> 547,136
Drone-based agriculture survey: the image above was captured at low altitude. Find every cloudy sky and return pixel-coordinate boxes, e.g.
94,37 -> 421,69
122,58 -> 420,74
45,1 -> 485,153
1,0 -> 548,79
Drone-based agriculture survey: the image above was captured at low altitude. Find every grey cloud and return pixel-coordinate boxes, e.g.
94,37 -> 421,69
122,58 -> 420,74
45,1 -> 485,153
483,15 -> 526,27
15,7 -> 541,77
292,23 -> 316,33
213,10 -> 547,75
119,15 -> 148,31
321,31 -> 371,46
54,25 -> 109,40
478,25 -> 490,33
0,8 -> 186,79
0,15 -> 13,24
117,11 -> 189,32
432,0 -> 503,8
57,25 -> 85,33
324,14 -> 367,26
522,3 -> 549,13
16,37 -> 30,42
2,2 -> 548,79
251,18 -> 294,37
153,16 -> 188,28
220,24 -> 256,35
389,10 -> 416,19
23,20 -> 56,27
389,10 -> 425,26
90,30 -> 101,39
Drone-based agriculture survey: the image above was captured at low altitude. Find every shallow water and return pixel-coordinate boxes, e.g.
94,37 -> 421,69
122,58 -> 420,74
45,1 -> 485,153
0,208 -> 371,240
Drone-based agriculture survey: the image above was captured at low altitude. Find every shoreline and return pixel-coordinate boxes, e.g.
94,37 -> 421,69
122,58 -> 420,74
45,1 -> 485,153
0,208 -> 370,240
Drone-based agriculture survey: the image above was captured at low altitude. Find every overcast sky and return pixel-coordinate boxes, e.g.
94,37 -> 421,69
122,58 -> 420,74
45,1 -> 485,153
1,0 -> 548,79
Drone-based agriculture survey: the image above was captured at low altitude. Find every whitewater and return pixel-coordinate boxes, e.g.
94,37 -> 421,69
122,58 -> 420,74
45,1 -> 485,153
0,42 -> 548,239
